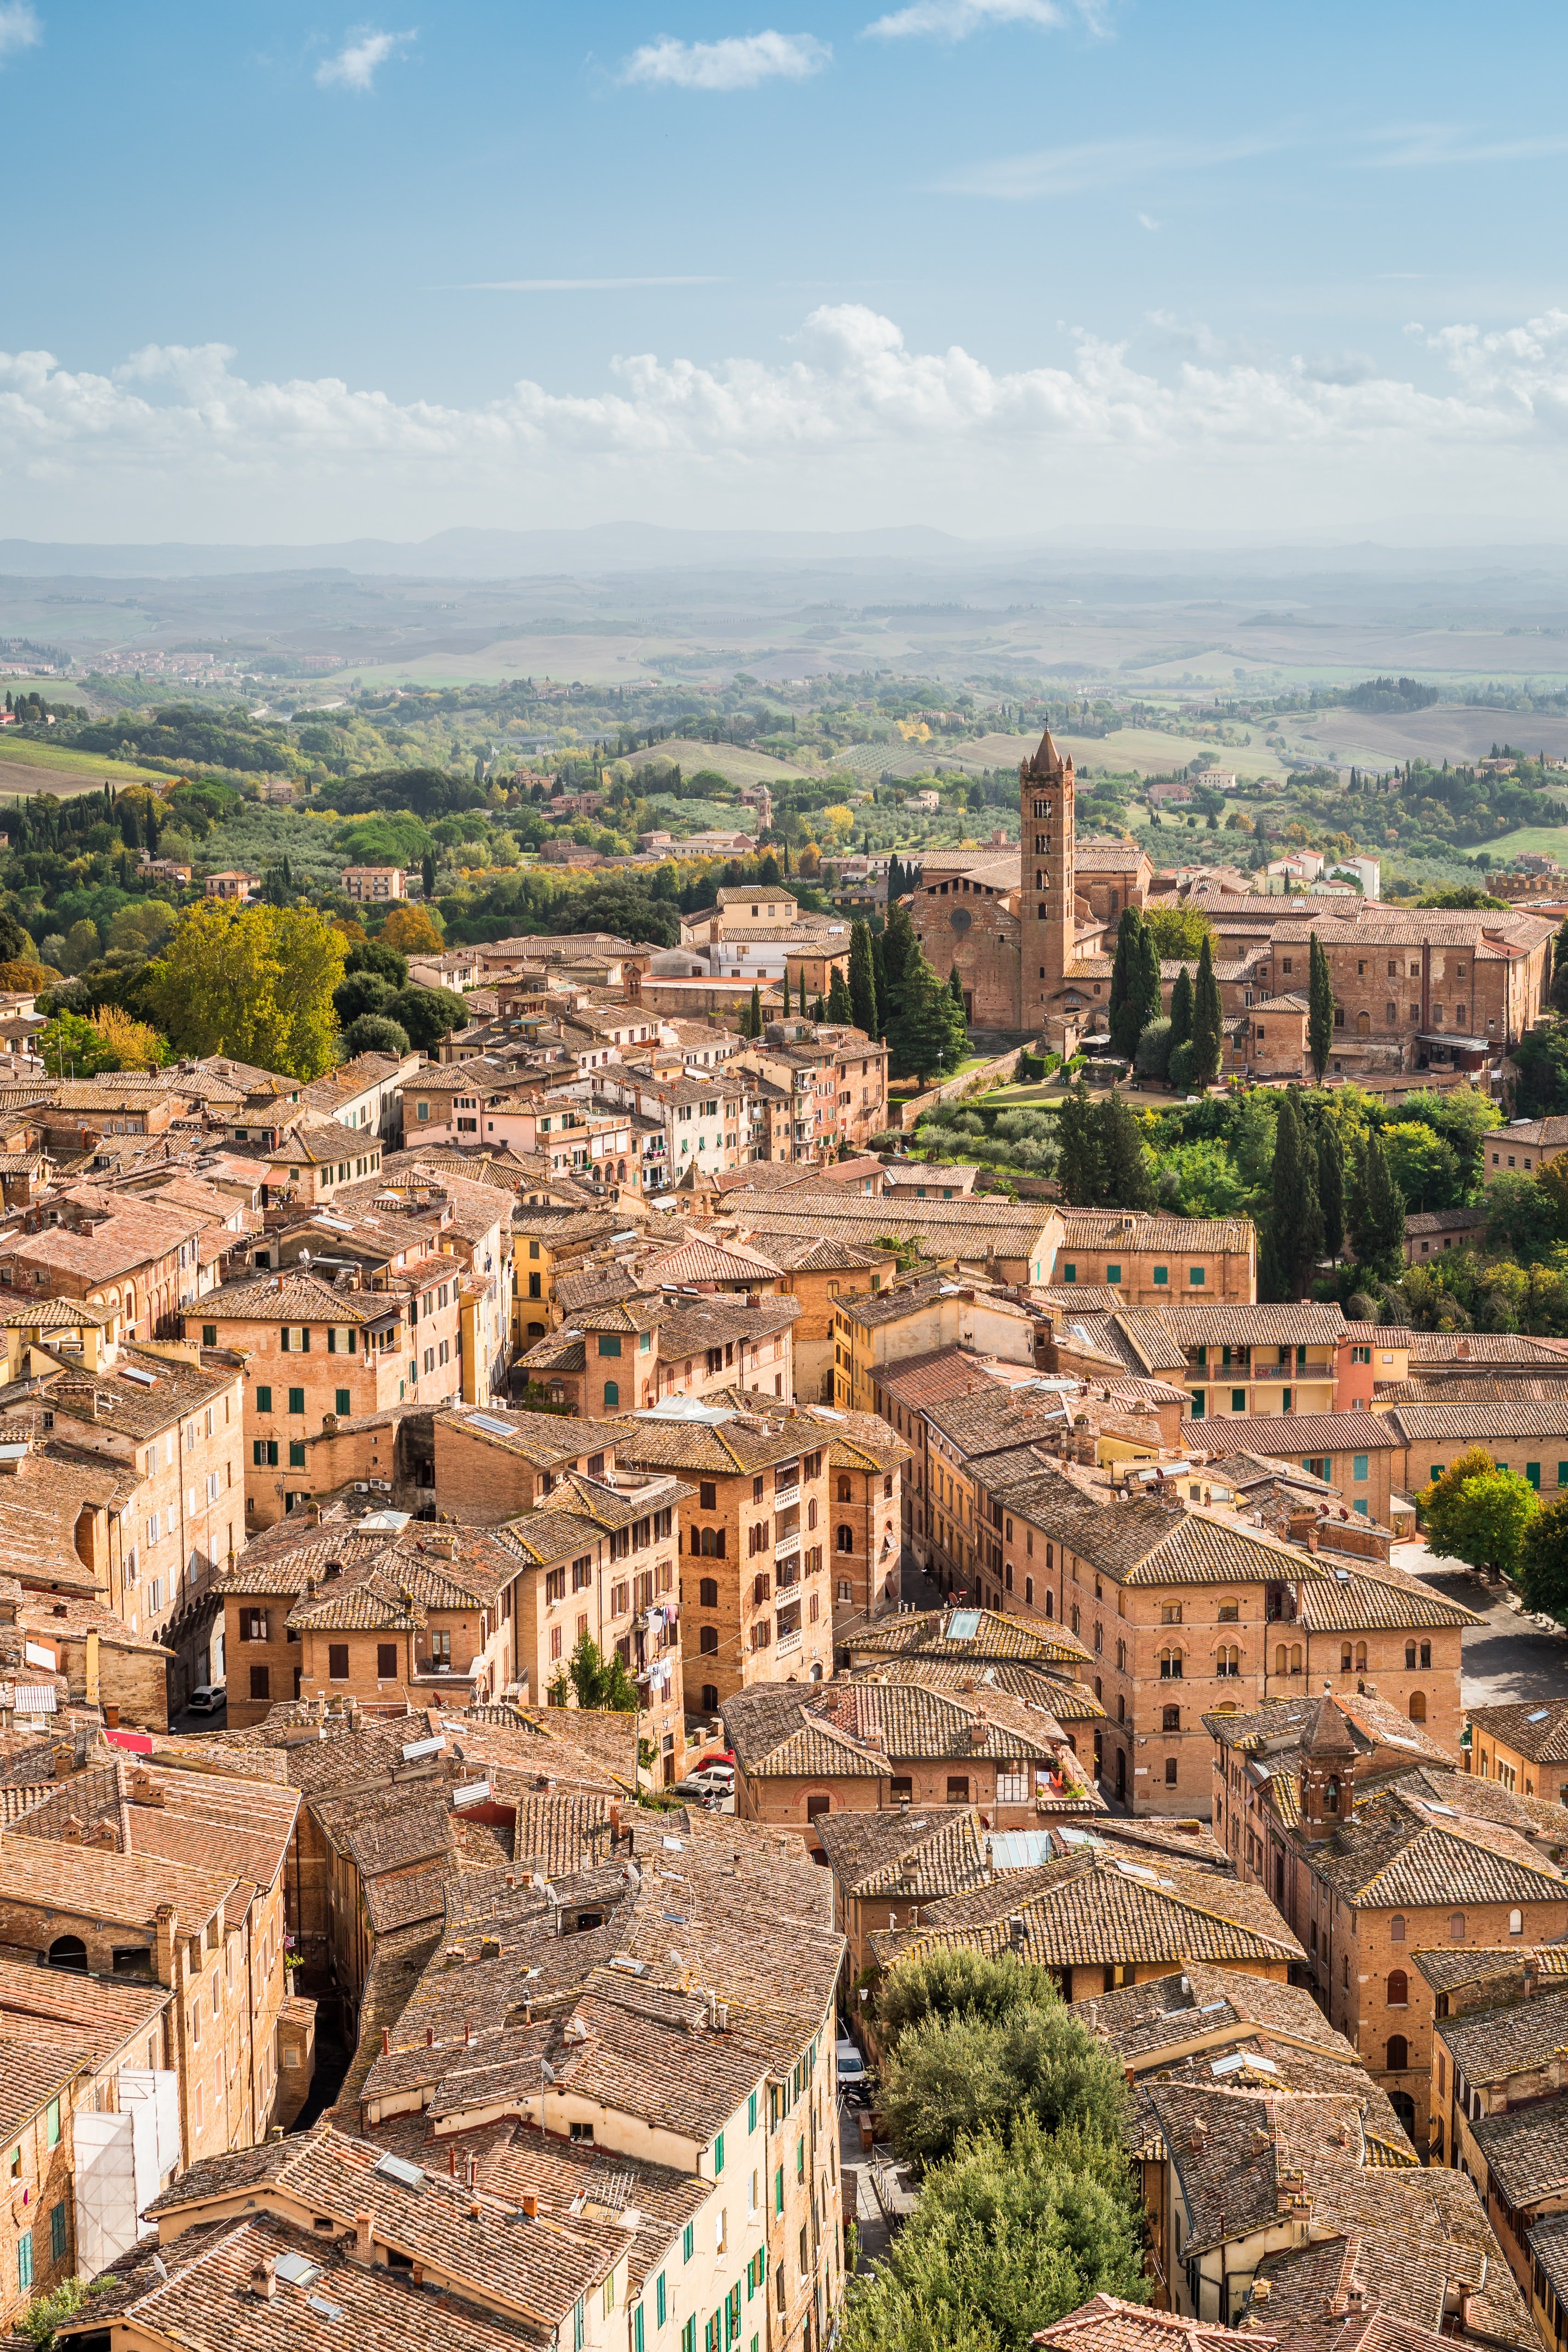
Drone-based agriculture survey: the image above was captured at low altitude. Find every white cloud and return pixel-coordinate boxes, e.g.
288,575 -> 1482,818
619,30 -> 828,90
460,276 -> 724,291
315,26 -> 415,91
0,3 -> 40,66
8,305 -> 1568,538
864,0 -> 1064,40
1137,211 -> 1160,231
940,128 -> 1283,198
1365,122 -> 1568,168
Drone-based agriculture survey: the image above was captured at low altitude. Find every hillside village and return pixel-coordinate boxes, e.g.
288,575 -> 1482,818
1,729 -> 1568,2352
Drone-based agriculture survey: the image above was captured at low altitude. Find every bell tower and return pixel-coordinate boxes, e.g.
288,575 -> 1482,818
1021,726 -> 1076,1020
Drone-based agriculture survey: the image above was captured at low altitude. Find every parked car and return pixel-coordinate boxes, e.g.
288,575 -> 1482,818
673,1764 -> 735,1804
836,2037 -> 869,2103
186,1685 -> 225,1716
694,1747 -> 736,1773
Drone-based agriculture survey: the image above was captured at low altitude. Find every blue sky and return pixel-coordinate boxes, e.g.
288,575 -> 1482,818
6,0 -> 1568,542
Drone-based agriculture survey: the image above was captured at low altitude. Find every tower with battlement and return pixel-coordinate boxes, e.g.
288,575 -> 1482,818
1021,727 -> 1076,1030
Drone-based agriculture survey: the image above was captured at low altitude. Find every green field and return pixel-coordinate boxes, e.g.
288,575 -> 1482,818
961,726 -> 1289,783
0,734 -> 170,796
1475,821 -> 1568,867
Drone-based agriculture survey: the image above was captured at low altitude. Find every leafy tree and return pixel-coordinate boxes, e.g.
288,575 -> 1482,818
1416,884 -> 1507,910
1155,1136 -> 1249,1217
1521,1495 -> 1568,1622
838,2113 -> 1145,2352
1055,1085 -> 1106,1207
1317,1123 -> 1346,1260
387,984 -> 469,1050
342,1013 -> 412,1057
1271,1092 -> 1323,1296
1553,917 -> 1568,1014
1512,1022 -> 1568,1118
1485,1172 -> 1562,1261
849,919 -> 879,1036
1192,933 -> 1223,1086
59,918 -> 101,976
878,2004 -> 1129,2170
91,1004 -> 168,1071
1381,1120 -> 1462,1212
877,1949 -> 1068,2049
1307,931 -> 1334,1081
882,902 -> 919,1000
1418,1448 -> 1537,1577
345,940 -> 409,989
888,952 -> 966,1082
143,901 -> 347,1079
1397,1087 -> 1500,1190
1133,1017 -> 1172,1081
552,1632 -> 639,1712
379,904 -> 445,956
1098,1092 -> 1154,1211
1143,902 -> 1213,959
18,2275 -> 103,2350
1168,965 -> 1194,1060
948,967 -> 969,1050
34,1007 -> 124,1077
827,965 -> 853,1024
1350,1129 -> 1405,1271
333,970 -> 395,1025
1167,1039 -> 1198,1093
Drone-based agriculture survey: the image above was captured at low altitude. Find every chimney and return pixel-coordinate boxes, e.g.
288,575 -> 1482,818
154,1902 -> 177,1987
522,2193 -> 538,2219
354,2212 -> 373,2263
252,2259 -> 278,2302
426,2026 -> 435,2046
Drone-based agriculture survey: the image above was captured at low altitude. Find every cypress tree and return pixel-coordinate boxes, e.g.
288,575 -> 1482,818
1353,1130 -> 1406,1271
1134,920 -> 1162,1041
1098,1092 -> 1154,1210
1307,931 -> 1334,1080
881,902 -> 918,999
1192,933 -> 1223,1086
1552,916 -> 1568,1014
849,920 -> 879,1037
1271,1091 -> 1324,1296
1108,907 -> 1140,1057
781,968 -> 792,1018
888,954 -> 961,1083
747,984 -> 762,1039
812,994 -> 826,1023
1168,965 -> 1194,1057
870,930 -> 888,1035
828,968 -> 852,1024
422,850 -> 438,900
1317,1122 -> 1346,1261
1055,1082 -> 1106,1207
948,966 -> 969,1050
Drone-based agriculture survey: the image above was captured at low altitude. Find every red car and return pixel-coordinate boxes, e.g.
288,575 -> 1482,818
694,1749 -> 735,1773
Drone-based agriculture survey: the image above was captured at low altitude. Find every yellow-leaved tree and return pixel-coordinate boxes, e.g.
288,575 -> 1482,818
90,1005 -> 168,1071
143,902 -> 346,1079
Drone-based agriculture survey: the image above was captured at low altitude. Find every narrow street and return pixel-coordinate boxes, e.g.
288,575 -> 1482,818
1397,1537 -> 1568,1711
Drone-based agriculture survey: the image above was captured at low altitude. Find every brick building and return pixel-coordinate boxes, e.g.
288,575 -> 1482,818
610,1396 -> 838,1710
1207,1691 -> 1568,2147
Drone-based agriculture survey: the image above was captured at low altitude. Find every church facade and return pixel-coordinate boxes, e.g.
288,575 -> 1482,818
907,728 -> 1555,1066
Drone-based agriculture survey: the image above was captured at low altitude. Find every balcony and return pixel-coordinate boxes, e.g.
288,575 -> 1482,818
775,1528 -> 801,1562
775,1627 -> 803,1658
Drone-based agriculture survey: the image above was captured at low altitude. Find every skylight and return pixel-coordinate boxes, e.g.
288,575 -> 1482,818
375,2152 -> 425,2190
470,1413 -> 514,1437
946,1610 -> 981,1640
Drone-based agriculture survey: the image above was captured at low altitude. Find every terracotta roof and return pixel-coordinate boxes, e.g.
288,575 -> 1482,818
1035,2296 -> 1262,2352
1386,1399 -> 1568,1442
875,1847 -> 1302,1974
1466,1696 -> 1568,1763
1058,1213 -> 1256,1255
1437,1980 -> 1568,2085
1184,1409 -> 1396,1458
847,1605 -> 1091,1667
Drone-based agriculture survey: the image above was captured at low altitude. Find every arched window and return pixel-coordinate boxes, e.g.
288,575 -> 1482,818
699,1626 -> 719,1655
807,1500 -> 818,1531
46,1935 -> 87,1973
1409,1692 -> 1427,1723
1005,1564 -> 1014,1591
1510,1908 -> 1524,1936
603,1379 -> 619,1410
1387,1970 -> 1408,2006
699,1577 -> 719,1608
1386,2033 -> 1408,2072
805,1793 -> 830,1821
1420,1641 -> 1431,1669
1389,1914 -> 1406,1943
836,1525 -> 854,1553
617,1159 -> 626,1182
1276,1644 -> 1287,1675
1341,1643 -> 1352,1673
1041,1585 -> 1049,1615
1356,1642 -> 1367,1671
1449,1911 -> 1466,1942
1325,1775 -> 1340,1813
838,1478 -> 852,1503
1405,1641 -> 1417,1669
1158,1647 -> 1183,1679
1028,1578 -> 1037,1608
700,1528 -> 725,1558
1216,1645 -> 1240,1678
1290,1644 -> 1302,1673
